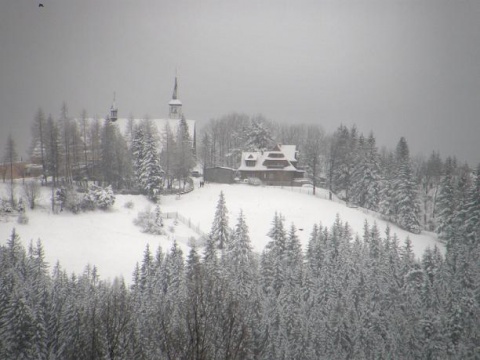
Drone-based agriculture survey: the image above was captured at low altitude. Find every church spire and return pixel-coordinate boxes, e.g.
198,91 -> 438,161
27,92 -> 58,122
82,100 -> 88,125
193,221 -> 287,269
109,91 -> 118,122
168,75 -> 182,119
172,76 -> 178,100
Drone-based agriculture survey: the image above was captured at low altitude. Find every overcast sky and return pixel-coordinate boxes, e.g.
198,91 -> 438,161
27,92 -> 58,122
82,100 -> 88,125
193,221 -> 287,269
1,0 -> 479,165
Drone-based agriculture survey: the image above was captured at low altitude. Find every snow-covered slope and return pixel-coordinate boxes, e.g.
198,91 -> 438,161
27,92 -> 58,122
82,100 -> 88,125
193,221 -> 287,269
162,183 -> 444,256
0,186 -> 198,283
0,182 -> 444,283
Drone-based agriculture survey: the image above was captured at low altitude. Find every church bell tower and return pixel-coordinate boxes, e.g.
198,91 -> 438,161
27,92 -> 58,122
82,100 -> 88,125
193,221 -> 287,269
109,92 -> 118,122
168,76 -> 183,119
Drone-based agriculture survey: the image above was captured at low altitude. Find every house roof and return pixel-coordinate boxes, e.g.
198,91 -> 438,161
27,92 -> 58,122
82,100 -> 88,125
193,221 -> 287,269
168,99 -> 182,106
278,145 -> 297,162
238,146 -> 299,172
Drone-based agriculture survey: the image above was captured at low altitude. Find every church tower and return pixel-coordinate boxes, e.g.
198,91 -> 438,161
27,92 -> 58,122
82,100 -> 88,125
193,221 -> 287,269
168,76 -> 183,119
109,92 -> 118,122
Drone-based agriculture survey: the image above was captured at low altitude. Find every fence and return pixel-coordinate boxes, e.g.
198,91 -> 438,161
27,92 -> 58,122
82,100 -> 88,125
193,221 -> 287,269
162,211 -> 206,238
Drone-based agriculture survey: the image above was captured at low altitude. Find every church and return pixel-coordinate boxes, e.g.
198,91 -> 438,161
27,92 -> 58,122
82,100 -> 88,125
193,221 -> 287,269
110,77 -> 196,152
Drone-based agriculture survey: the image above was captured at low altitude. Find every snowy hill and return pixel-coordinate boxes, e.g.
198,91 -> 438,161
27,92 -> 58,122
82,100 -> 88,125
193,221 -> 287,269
162,182 -> 443,254
0,182 -> 444,283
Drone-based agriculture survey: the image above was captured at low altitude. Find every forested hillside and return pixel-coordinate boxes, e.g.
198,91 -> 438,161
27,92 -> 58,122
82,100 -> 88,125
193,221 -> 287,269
7,107 -> 476,236
2,107 -> 479,359
1,189 -> 479,358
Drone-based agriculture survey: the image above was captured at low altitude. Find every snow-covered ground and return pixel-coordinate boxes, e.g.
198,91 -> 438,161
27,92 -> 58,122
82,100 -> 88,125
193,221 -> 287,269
0,184 -> 198,283
163,182 -> 444,255
0,181 -> 444,283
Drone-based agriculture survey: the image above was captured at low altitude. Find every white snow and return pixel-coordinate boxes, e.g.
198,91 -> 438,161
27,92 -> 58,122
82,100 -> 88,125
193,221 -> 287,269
0,185 -> 198,283
0,181 -> 444,284
163,183 -> 444,256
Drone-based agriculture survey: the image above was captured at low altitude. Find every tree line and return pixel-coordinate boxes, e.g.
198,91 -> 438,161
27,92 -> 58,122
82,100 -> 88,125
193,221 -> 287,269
2,104 -> 195,206
198,114 -> 479,235
3,106 -> 479,233
1,189 -> 479,359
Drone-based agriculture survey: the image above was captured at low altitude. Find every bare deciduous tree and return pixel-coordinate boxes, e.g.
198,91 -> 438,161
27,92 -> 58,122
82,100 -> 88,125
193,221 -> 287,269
23,180 -> 41,210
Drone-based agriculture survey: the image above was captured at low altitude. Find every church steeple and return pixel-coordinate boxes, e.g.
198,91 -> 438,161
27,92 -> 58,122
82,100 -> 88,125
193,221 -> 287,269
172,76 -> 178,100
169,76 -> 183,119
109,92 -> 118,122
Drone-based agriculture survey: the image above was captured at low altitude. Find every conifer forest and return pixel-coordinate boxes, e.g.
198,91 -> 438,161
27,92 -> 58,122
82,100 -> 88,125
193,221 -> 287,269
1,111 -> 480,359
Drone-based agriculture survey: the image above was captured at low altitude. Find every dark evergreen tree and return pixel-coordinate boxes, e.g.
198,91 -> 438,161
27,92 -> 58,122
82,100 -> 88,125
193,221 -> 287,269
392,137 -> 421,233
210,191 -> 230,250
436,157 -> 457,239
351,133 -> 381,210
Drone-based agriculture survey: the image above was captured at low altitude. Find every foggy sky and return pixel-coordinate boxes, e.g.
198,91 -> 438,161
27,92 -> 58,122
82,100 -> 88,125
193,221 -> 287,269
1,0 -> 479,166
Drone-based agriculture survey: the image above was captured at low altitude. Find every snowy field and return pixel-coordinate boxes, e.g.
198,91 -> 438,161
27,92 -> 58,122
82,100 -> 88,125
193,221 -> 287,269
0,181 -> 444,283
163,182 -> 444,255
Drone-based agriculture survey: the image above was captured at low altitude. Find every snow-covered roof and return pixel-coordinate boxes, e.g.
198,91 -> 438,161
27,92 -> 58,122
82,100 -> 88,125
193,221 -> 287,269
238,147 -> 298,172
244,153 -> 258,161
278,145 -> 297,162
168,99 -> 182,106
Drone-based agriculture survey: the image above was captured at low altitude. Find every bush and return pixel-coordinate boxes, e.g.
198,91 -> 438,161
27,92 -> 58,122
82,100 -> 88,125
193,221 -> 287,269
56,186 -> 82,213
247,177 -> 262,186
82,185 -> 116,211
0,199 -> 14,213
94,185 -> 115,209
124,200 -> 134,209
54,185 -> 116,213
134,205 -> 164,235
17,213 -> 29,225
17,198 -> 26,213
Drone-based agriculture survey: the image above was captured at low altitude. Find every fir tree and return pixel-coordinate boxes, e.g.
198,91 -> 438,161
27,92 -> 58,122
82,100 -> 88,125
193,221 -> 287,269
392,137 -> 421,233
436,157 -> 457,239
351,133 -> 381,211
210,191 -> 230,250
463,163 -> 480,243
244,116 -> 273,152
226,210 -> 255,298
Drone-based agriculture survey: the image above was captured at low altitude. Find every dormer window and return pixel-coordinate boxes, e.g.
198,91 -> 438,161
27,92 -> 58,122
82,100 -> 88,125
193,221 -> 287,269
246,160 -> 256,167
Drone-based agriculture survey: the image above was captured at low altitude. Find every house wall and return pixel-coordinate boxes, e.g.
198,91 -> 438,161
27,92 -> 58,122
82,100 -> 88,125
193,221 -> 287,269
239,170 -> 297,185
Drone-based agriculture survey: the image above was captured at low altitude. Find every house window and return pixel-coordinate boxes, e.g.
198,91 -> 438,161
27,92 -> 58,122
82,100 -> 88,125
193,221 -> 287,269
246,160 -> 256,167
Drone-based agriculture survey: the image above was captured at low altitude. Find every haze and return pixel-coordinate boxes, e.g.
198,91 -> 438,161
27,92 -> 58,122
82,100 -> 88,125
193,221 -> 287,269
1,0 -> 479,165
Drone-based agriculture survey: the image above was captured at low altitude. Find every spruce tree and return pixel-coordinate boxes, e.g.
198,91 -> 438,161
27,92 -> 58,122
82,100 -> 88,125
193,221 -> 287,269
210,191 -> 230,250
226,210 -> 255,297
436,157 -> 457,239
463,163 -> 480,243
244,116 -> 273,151
392,137 -> 421,233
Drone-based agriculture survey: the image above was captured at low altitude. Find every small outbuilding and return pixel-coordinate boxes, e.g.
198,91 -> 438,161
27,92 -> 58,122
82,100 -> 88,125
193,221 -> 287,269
204,167 -> 235,184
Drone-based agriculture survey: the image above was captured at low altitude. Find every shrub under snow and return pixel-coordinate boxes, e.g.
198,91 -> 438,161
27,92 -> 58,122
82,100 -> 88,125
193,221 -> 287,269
57,185 -> 116,213
87,185 -> 115,210
134,205 -> 164,235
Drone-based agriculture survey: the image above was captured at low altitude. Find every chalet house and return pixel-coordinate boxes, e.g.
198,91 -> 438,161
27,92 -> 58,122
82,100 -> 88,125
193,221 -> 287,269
237,144 -> 305,186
